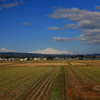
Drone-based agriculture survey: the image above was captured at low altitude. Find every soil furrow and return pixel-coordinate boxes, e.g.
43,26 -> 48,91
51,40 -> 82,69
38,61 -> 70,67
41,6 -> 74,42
26,68 -> 56,100
14,68 -> 55,100
35,67 -> 59,100
6,69 -> 48,100
65,66 -> 85,100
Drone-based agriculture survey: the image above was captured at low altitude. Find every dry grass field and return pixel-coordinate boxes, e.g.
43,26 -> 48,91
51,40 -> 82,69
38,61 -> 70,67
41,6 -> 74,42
0,60 -> 100,100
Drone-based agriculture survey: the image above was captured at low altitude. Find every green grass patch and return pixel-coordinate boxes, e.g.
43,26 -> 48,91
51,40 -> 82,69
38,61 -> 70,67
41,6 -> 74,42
50,66 -> 66,100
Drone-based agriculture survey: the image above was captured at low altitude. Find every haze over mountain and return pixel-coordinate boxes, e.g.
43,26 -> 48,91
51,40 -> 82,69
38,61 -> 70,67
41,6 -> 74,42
28,48 -> 73,55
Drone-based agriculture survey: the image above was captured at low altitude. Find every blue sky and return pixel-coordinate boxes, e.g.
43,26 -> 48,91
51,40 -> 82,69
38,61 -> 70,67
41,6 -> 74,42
0,0 -> 100,54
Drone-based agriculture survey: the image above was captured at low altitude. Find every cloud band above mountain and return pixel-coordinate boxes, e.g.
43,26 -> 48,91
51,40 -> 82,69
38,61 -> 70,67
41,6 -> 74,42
0,48 -> 15,52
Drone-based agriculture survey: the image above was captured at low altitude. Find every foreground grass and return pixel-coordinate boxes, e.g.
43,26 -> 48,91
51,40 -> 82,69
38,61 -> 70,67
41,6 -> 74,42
50,66 -> 66,100
0,66 -> 54,99
76,66 -> 100,83
0,60 -> 100,100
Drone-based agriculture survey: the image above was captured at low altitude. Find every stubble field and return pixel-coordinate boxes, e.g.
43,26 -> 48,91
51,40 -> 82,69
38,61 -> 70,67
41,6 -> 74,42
0,60 -> 100,100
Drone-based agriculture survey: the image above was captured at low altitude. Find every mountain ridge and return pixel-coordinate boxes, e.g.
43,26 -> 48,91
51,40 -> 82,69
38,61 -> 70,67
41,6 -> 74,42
28,48 -> 73,55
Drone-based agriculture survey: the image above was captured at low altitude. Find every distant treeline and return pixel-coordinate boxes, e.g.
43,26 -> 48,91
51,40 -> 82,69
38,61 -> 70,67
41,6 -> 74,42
0,52 -> 100,59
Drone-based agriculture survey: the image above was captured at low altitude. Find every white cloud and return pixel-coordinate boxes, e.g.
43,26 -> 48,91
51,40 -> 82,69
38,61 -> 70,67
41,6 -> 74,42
95,6 -> 100,10
64,24 -> 77,29
47,27 -> 61,30
0,48 -> 15,52
0,0 -> 24,10
53,37 -> 71,41
48,8 -> 100,45
53,34 -> 100,45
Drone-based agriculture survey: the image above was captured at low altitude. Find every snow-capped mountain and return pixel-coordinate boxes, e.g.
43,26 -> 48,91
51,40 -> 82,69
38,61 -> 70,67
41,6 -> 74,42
28,48 -> 73,55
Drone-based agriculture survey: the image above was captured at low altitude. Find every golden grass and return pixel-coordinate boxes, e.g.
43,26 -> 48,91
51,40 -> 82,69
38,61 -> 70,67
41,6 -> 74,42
70,62 -> 87,65
10,63 -> 69,66
0,62 -> 13,65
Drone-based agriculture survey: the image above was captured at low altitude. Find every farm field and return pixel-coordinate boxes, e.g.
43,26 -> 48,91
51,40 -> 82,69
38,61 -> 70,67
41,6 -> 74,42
0,60 -> 100,100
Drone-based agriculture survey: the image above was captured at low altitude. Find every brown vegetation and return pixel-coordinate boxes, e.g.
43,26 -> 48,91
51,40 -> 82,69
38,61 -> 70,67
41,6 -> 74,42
10,62 -> 68,67
0,60 -> 100,100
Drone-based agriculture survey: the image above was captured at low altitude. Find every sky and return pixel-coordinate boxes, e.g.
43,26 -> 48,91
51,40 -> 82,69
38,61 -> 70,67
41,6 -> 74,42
0,0 -> 100,54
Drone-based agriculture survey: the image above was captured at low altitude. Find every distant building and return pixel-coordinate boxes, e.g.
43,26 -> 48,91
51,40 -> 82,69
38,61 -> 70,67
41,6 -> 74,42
20,58 -> 28,61
33,57 -> 41,61
42,58 -> 47,61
